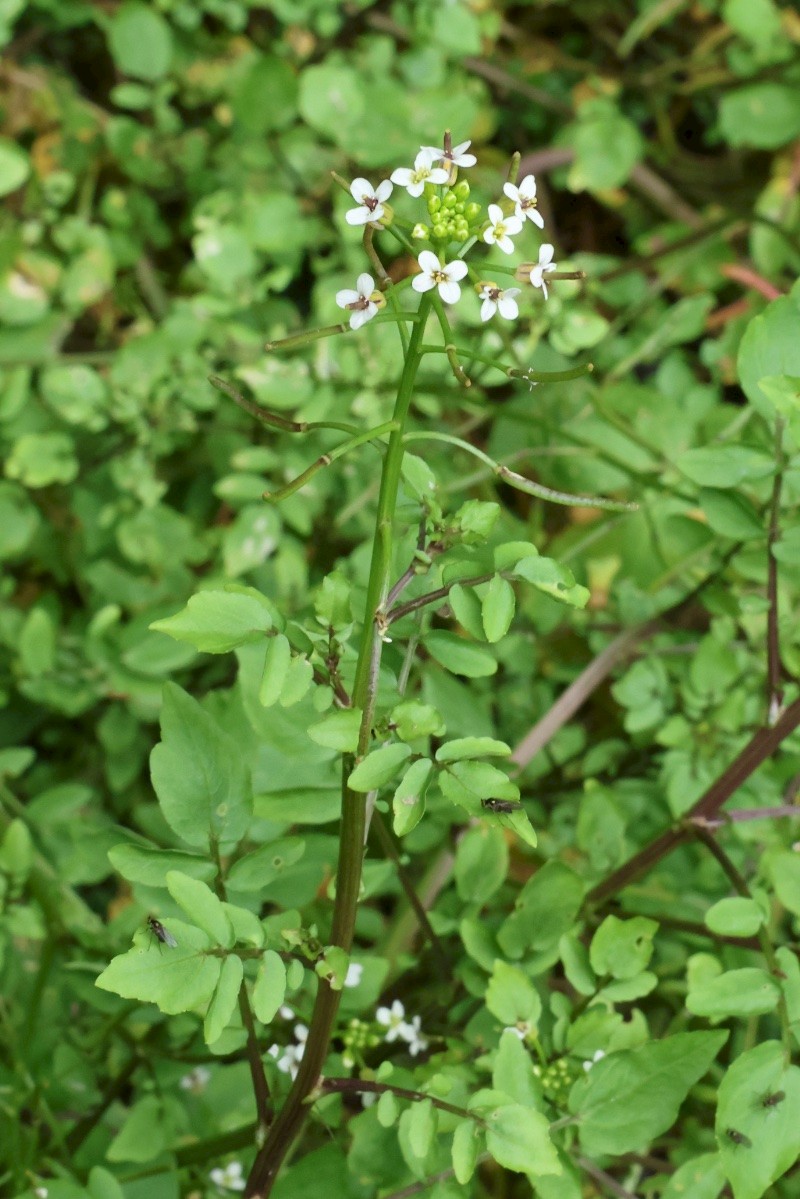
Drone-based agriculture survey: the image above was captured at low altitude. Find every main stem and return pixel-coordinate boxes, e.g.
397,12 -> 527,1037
245,298 -> 432,1197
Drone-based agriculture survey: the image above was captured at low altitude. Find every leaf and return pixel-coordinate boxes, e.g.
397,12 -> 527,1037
96,920 -> 222,1015
716,1040 -> 800,1199
451,1118 -> 481,1184
705,897 -> 764,938
150,683 -> 252,849
719,83 -> 800,150
108,843 -> 217,887
424,630 -> 498,677
253,950 -> 287,1023
493,1029 -> 543,1108
677,446 -> 774,488
513,556 -> 590,608
569,1031 -> 728,1155
150,588 -> 275,653
166,871 -> 235,947
308,708 -> 363,752
482,1102 -> 561,1176
106,1095 -> 169,1163
226,837 -> 305,892
257,635 -> 290,707
278,655 -> 314,706
699,489 -> 764,540
108,2 -> 173,81
481,576 -> 515,643
204,953 -> 243,1044
408,1097 -> 436,1161
348,744 -> 411,792
485,961 -> 542,1027
687,967 -> 781,1019
392,758 -> 433,837
660,1153 -> 726,1199
455,826 -> 508,905
570,100 -> 644,190
435,738 -> 511,763
0,138 -> 30,197
589,915 -> 658,980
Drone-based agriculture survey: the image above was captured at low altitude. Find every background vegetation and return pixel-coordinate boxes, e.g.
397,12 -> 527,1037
1,1 -> 800,1197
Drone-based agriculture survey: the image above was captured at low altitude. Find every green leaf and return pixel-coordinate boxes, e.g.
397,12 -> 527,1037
5,432 -> 78,487
493,1030 -> 543,1108
435,738 -> 511,763
705,897 -> 765,938
108,843 -> 217,887
513,556 -> 590,608
481,576 -> 516,643
0,137 -> 29,197
231,54 -> 297,134
485,960 -> 542,1028
408,1097 -> 436,1161
253,950 -> 286,1023
687,967 -> 781,1018
716,1040 -> 800,1199
315,944 -> 349,991
392,758 -> 433,837
570,101 -> 644,190
677,446 -> 774,488
204,953 -> 243,1044
739,296 -> 800,412
699,488 -> 764,540
279,655 -> 314,706
259,635 -> 291,707
150,588 -> 275,653
439,760 -> 519,815
451,1119 -> 481,1185
226,837 -> 305,892
569,1032 -> 728,1155
719,83 -> 800,150
482,1102 -> 561,1176
660,1154 -> 726,1199
308,708 -> 363,752
106,1095 -> 169,1163
96,920 -> 222,1014
499,862 -> 585,958
589,915 -> 658,980
166,871 -> 234,947
150,683 -> 252,849
348,744 -> 411,792
108,2 -> 173,81
455,826 -> 508,905
391,701 -> 445,742
424,631 -> 498,677
377,1090 -> 399,1128
769,852 -> 800,914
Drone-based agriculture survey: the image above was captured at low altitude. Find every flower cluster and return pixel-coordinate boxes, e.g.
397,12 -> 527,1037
210,1161 -> 246,1192
376,999 -> 427,1056
336,133 -> 559,331
268,1022 -> 308,1080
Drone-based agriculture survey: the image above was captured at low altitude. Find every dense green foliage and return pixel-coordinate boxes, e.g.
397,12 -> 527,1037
2,1 -> 800,1197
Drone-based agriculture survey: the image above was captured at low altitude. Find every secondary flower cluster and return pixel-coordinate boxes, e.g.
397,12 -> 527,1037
336,135 -> 558,331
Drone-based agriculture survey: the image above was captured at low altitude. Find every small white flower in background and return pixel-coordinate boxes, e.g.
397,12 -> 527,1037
503,1022 -> 531,1041
391,149 -> 449,197
210,1161 -> 246,1191
336,272 -> 381,330
279,1004 -> 294,1020
582,1049 -> 606,1072
503,174 -> 545,229
267,1024 -> 308,1080
402,1014 -> 428,1057
345,177 -> 392,226
376,999 -> 408,1043
412,250 -> 468,304
345,961 -> 364,988
421,138 -> 477,169
483,204 -> 523,255
530,243 -> 557,299
361,1090 -> 378,1108
478,282 -> 521,322
34,1189 -> 48,1199
180,1065 -> 211,1093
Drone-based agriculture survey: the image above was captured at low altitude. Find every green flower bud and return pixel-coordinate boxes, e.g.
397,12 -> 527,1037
432,222 -> 448,240
428,195 -> 441,214
455,180 -> 470,200
454,202 -> 465,215
443,192 -> 457,209
411,223 -> 429,241
466,202 -> 482,222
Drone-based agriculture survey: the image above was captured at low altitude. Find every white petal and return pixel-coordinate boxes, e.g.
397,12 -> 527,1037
417,250 -> 440,274
406,180 -> 425,197
487,203 -> 503,225
539,243 -> 555,266
349,177 -> 373,202
504,288 -> 521,300
483,227 -> 496,245
528,208 -> 545,229
375,179 -> 393,202
503,182 -> 519,202
480,298 -> 496,322
452,141 -> 471,156
530,267 -> 543,287
356,272 -> 375,296
335,288 -> 360,307
540,278 -> 549,300
505,214 -> 523,235
414,148 -> 436,169
345,207 -> 370,226
420,145 -> 442,159
445,259 -> 468,281
412,273 -> 435,293
350,302 -> 377,330
518,174 -> 537,199
370,203 -> 386,223
497,234 -> 515,254
391,167 -> 414,186
428,168 -> 449,184
438,279 -> 461,304
497,294 -> 519,319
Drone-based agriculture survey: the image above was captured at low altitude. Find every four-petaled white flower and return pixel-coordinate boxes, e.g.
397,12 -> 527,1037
267,1023 -> 308,1080
478,283 -> 521,322
529,243 -> 557,299
345,177 -> 392,226
421,138 -> 477,169
403,1014 -> 428,1056
210,1161 -> 246,1192
345,961 -> 364,988
391,149 -> 449,197
483,204 -> 523,255
336,272 -> 381,330
412,250 -> 468,304
503,174 -> 544,229
376,999 -> 408,1043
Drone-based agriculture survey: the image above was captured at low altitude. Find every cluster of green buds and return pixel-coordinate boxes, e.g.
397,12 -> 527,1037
416,180 -> 483,246
341,1017 -> 382,1068
533,1057 -> 581,1107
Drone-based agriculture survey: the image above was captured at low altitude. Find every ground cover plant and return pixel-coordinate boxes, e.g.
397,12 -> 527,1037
1,1 -> 800,1197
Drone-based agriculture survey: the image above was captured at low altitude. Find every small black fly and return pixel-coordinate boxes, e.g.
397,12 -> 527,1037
481,798 -> 523,814
762,1090 -> 785,1109
147,916 -> 177,949
725,1128 -> 752,1148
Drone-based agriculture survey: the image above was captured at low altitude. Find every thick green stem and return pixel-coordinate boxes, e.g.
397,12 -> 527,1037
244,298 -> 432,1197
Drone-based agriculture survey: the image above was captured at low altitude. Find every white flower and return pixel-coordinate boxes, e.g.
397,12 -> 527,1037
412,250 -> 468,304
180,1066 -> 211,1093
345,177 -> 392,226
279,1004 -> 294,1020
267,1024 -> 308,1080
483,204 -> 523,255
401,1014 -> 428,1057
503,175 -> 544,229
503,1022 -> 531,1041
391,149 -> 449,197
335,272 -> 381,330
530,244 -> 557,299
421,138 -> 477,169
210,1161 -> 246,1191
376,999 -> 408,1043
582,1049 -> 606,1072
478,283 -> 521,322
345,962 -> 364,988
